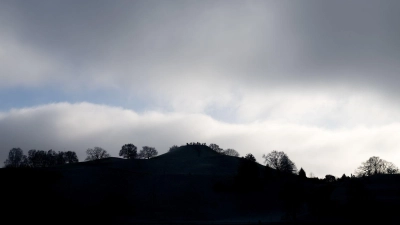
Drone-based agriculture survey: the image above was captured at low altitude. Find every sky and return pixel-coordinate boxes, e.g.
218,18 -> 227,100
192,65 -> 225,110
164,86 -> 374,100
1,0 -> 400,177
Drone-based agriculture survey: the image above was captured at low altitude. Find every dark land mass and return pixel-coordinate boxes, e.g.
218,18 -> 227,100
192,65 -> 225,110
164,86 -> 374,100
2,145 -> 400,224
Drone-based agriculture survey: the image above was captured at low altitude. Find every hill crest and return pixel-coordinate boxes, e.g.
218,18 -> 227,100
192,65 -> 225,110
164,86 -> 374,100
154,144 -> 221,160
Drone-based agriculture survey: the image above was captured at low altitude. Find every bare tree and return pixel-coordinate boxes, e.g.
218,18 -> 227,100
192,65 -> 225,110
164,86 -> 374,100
262,150 -> 297,174
4,148 -> 24,168
119,143 -> 137,159
223,148 -> 240,157
355,156 -> 399,176
85,147 -> 110,161
138,146 -> 158,159
209,143 -> 224,154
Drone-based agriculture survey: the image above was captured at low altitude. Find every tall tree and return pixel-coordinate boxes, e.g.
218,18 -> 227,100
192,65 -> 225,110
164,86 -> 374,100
119,144 -> 137,159
209,143 -> 224,154
85,147 -> 110,161
20,155 -> 29,168
355,156 -> 399,176
46,149 -> 57,167
298,168 -> 306,179
56,151 -> 67,165
4,148 -> 24,168
65,151 -> 79,163
223,149 -> 240,157
263,150 -> 297,174
27,150 -> 47,167
138,146 -> 158,159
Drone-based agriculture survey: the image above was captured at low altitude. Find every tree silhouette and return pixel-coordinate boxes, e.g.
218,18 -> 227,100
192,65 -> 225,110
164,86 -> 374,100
138,146 -> 158,159
20,155 -> 29,168
65,151 -> 79,163
244,153 -> 256,162
169,145 -> 179,152
385,162 -> 399,174
263,150 -> 297,174
325,174 -> 336,182
119,144 -> 137,159
28,150 -> 46,167
340,174 -> 349,181
56,151 -> 67,165
355,156 -> 399,177
298,168 -> 306,179
85,147 -> 110,161
209,143 -> 224,154
46,149 -> 57,167
3,148 -> 79,168
4,148 -> 24,168
27,149 -> 78,167
223,148 -> 240,157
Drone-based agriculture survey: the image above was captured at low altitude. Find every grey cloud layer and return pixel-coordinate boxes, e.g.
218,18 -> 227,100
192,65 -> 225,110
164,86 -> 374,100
1,0 -> 400,98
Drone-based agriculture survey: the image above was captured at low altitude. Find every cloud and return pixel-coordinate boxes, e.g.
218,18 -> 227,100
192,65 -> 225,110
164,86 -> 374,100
1,1 -> 400,106
1,102 -> 400,178
0,32 -> 64,87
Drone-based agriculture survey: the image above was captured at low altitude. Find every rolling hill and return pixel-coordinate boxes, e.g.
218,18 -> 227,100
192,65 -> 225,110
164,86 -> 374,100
2,145 -> 400,224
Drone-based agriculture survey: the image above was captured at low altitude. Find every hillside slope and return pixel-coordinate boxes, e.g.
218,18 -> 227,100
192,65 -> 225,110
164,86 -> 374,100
0,145 -> 281,223
79,145 -> 265,176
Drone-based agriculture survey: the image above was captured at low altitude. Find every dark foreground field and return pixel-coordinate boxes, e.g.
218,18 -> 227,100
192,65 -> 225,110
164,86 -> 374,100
2,145 -> 400,224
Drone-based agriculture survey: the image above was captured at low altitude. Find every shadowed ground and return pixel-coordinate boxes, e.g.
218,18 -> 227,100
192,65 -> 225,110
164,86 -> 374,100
1,145 -> 400,224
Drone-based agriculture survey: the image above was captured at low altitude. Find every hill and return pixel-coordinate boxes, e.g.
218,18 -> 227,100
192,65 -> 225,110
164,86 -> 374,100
1,145 -> 275,223
2,145 -> 400,224
79,145 -> 265,176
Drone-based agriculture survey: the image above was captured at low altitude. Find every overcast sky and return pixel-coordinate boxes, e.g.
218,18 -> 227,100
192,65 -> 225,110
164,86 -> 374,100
1,0 -> 400,177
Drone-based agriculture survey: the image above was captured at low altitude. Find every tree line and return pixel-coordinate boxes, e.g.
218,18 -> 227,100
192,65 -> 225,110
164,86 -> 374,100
3,148 -> 78,168
3,142 -> 399,178
2,144 -> 159,168
169,142 -> 400,179
205,142 -> 399,179
169,142 -> 241,157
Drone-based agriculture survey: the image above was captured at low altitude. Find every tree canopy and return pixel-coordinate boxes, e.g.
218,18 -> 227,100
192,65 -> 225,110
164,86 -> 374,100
355,156 -> 399,177
169,145 -> 179,152
298,168 -> 306,179
85,147 -> 110,161
4,148 -> 25,168
263,150 -> 297,174
244,153 -> 256,162
119,144 -> 137,159
325,174 -> 336,182
138,146 -> 158,159
4,148 -> 79,168
209,143 -> 224,154
223,148 -> 240,157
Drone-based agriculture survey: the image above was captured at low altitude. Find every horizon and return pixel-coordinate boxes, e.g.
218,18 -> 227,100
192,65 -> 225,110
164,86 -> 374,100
1,0 -> 400,178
